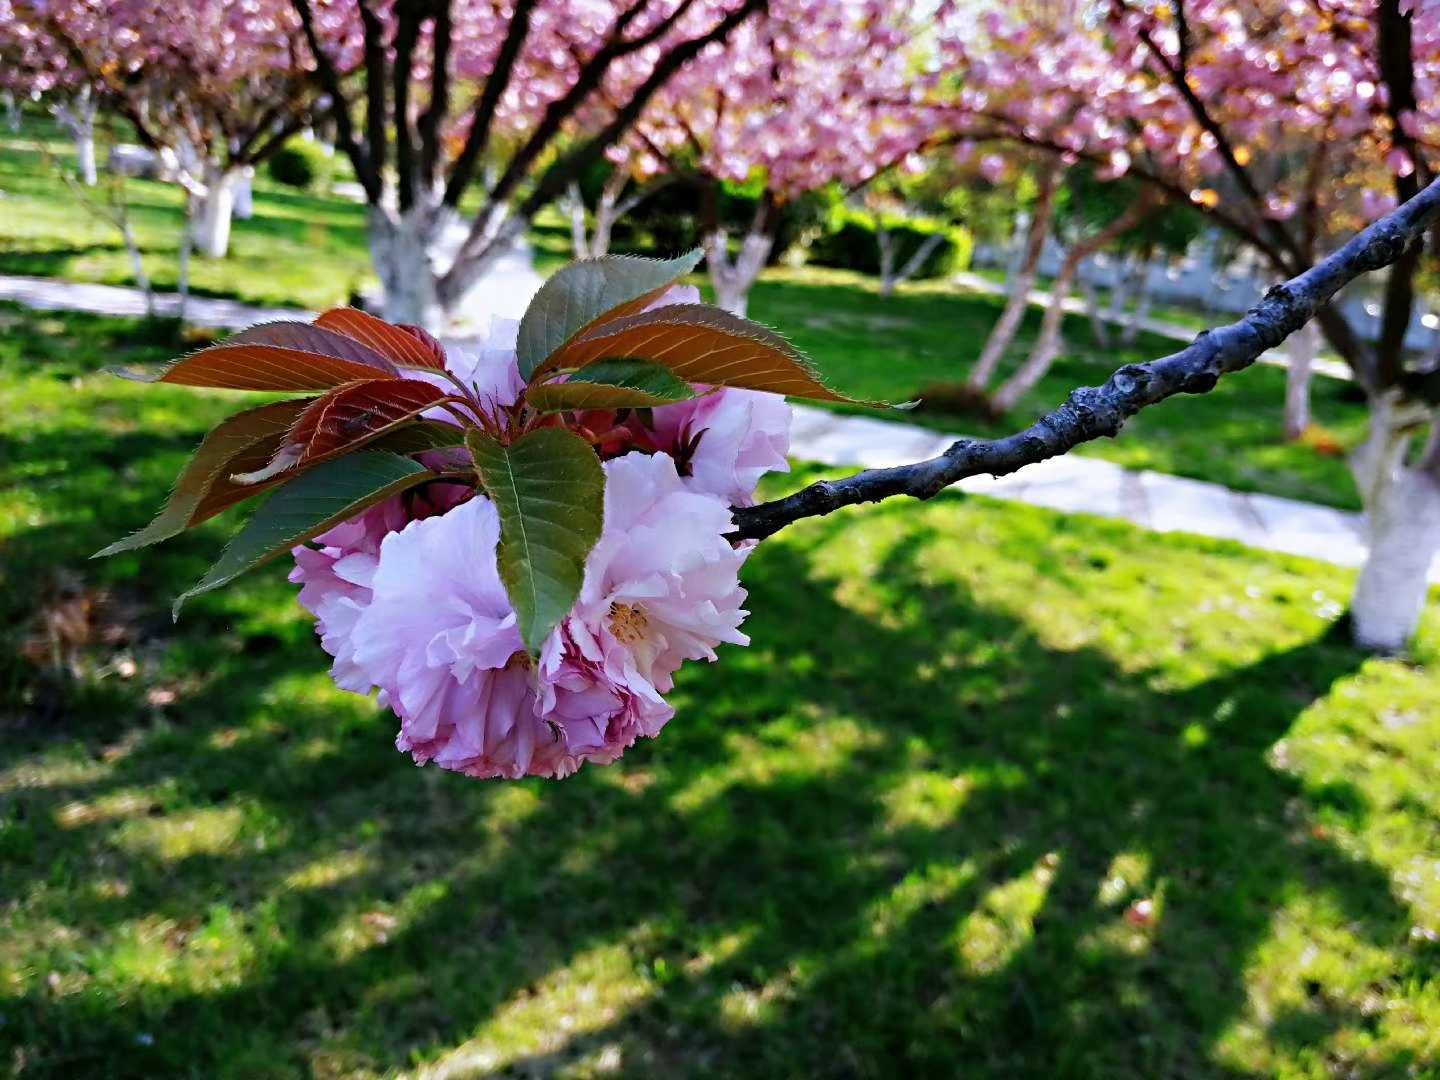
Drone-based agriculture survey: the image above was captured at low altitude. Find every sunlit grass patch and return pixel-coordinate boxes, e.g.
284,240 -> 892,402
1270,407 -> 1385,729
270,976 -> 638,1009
2,303 -> 1438,1077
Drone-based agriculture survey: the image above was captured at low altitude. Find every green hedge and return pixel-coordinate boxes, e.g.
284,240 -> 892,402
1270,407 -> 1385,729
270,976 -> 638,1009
265,139 -> 335,192
808,208 -> 972,281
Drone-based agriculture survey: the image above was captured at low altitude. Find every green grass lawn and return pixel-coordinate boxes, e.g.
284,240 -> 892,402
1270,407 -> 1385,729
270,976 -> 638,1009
4,305 -> 1438,1077
0,120 -> 374,311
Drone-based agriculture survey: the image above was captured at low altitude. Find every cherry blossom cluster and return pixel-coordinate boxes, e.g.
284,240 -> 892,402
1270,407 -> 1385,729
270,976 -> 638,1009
289,289 -> 791,779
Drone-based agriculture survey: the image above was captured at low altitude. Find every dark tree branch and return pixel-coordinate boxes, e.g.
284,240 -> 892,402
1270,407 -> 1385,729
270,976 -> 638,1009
292,0 -> 378,200
418,0 -> 453,190
1376,0 -> 1425,388
358,0 -> 390,192
513,0 -> 766,222
391,0 -> 422,211
1116,0 -> 1304,270
729,175 -> 1440,543
470,1 -> 679,214
442,0 -> 765,287
442,0 -> 540,207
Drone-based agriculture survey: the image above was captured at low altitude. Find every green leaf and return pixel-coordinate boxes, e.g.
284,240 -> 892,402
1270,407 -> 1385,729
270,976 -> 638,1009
366,420 -> 468,455
517,251 -> 702,381
466,427 -> 605,655
526,358 -> 699,412
94,399 -> 311,557
172,451 -> 430,619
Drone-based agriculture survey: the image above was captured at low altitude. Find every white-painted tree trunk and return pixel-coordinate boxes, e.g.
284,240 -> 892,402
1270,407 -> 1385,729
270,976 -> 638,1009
562,172 -> 638,260
435,208 -> 527,329
1080,277 -> 1113,349
991,195 -> 1156,413
969,163 -> 1062,390
193,163 -> 239,258
73,126 -> 98,187
233,166 -> 254,221
564,181 -> 591,258
1106,256 -> 1132,325
878,229 -> 945,298
52,87 -> 98,186
1348,395 -> 1440,651
1120,268 -> 1154,346
370,204 -> 447,330
1283,318 -> 1319,441
704,226 -> 773,317
877,228 -> 898,297
176,203 -> 194,323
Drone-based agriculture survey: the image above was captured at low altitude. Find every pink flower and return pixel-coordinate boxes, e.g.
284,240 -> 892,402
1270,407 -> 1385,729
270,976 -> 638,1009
288,294 -> 780,781
348,496 -> 549,779
312,450 -> 752,781
651,388 -> 791,506
569,452 -> 750,694
648,283 -> 702,310
410,316 -> 526,426
289,483 -> 468,694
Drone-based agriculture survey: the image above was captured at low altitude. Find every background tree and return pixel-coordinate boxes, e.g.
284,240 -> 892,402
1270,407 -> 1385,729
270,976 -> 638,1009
939,0 -> 1440,651
557,144 -> 672,259
0,0 -> 98,184
290,0 -> 766,330
13,0 -> 322,259
985,172 -> 1160,413
632,0 -> 947,315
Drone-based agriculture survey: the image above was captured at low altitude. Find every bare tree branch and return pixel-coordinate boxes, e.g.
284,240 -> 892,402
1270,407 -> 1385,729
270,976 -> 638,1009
729,175 -> 1440,543
1376,0 -> 1425,387
417,0 -> 453,190
442,0 -> 540,207
358,0 -> 390,193
292,0 -> 378,200
391,1 -> 422,211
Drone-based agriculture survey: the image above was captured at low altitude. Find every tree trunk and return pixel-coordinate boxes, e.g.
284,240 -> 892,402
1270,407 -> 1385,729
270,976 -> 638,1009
704,225 -> 773,318
1349,395 -> 1440,650
1080,277 -> 1113,349
369,204 -> 447,330
563,180 -> 591,259
193,163 -> 238,258
991,194 -> 1158,413
176,202 -> 194,323
1107,255 -> 1132,325
1120,263 -> 1154,346
74,129 -> 98,188
880,230 -> 945,298
53,87 -> 98,186
1283,318 -> 1319,441
233,166 -> 255,221
122,213 -> 155,318
435,208 -> 527,328
969,161 -> 1062,390
590,169 -> 630,258
877,227 -> 898,297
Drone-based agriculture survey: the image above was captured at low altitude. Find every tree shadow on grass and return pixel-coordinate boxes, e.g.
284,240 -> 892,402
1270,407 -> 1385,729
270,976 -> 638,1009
2,502 -> 1430,1078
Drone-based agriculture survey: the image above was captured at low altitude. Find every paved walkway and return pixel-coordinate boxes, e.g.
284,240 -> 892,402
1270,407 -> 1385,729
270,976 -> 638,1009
951,270 -> 1355,381
787,405 -> 1435,581
3,266 -> 1425,580
0,273 -> 308,330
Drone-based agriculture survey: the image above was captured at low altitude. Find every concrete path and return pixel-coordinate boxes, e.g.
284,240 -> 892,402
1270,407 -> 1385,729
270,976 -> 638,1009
2,265 -> 1422,580
788,404 -> 1435,581
951,270 -> 1355,382
0,273 -> 308,330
